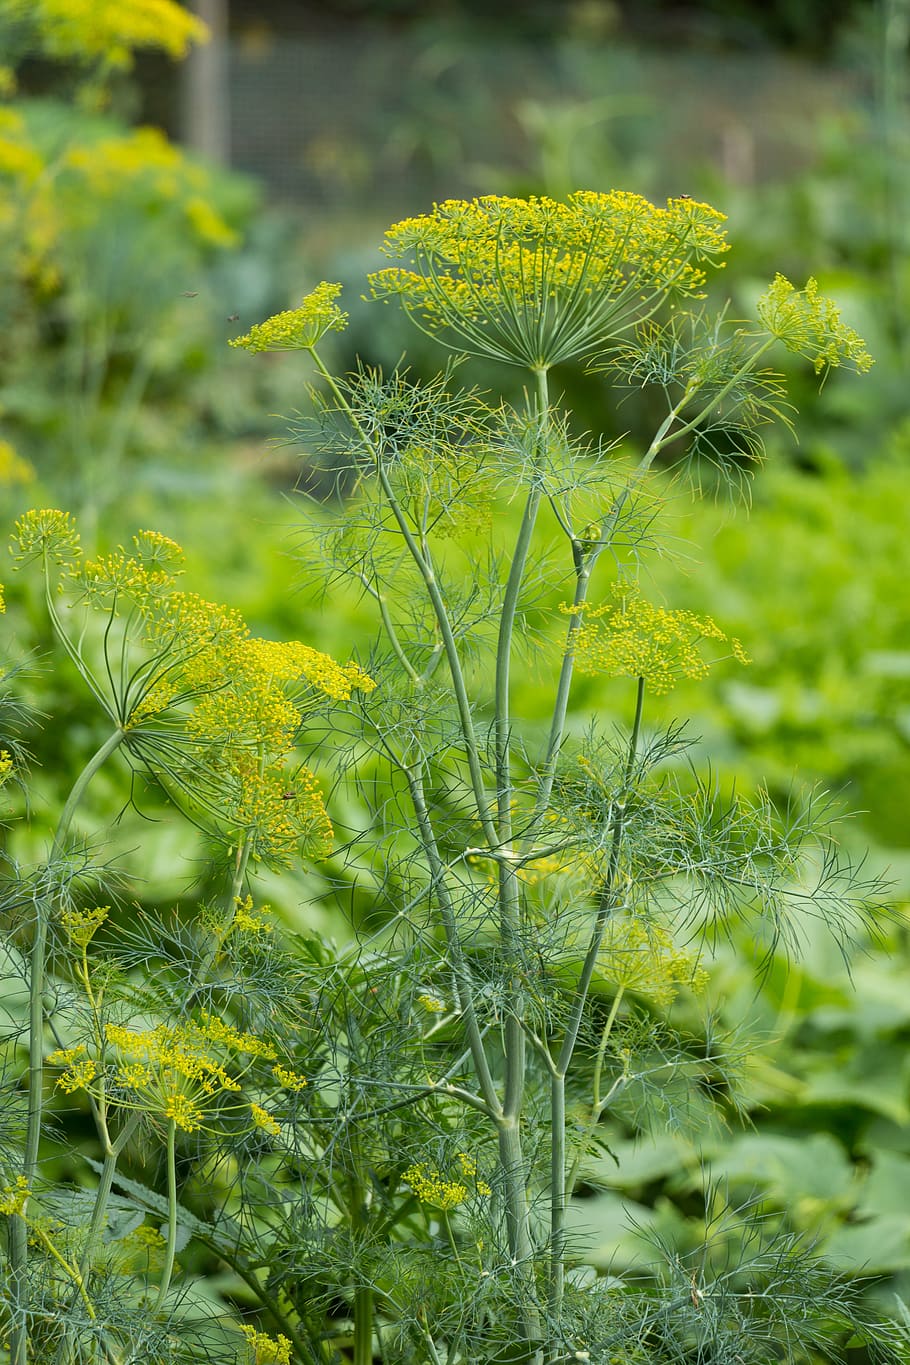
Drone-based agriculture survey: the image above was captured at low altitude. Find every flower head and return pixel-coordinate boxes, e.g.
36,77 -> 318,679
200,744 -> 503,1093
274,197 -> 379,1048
757,274 -> 873,374
11,511 -> 375,867
230,283 -> 348,353
240,1326 -> 292,1365
59,905 -> 109,949
597,917 -> 708,1007
5,0 -> 208,70
403,1155 -> 492,1209
565,585 -> 749,695
369,191 -> 729,369
0,1175 -> 30,1217
9,508 -> 81,567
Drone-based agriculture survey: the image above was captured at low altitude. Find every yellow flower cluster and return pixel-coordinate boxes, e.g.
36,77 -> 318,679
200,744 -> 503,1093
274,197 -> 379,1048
271,1063 -> 307,1091
369,191 -> 729,368
249,1101 -> 280,1136
416,992 -> 446,1013
455,1151 -> 492,1196
59,904 -> 109,948
9,508 -> 81,566
0,109 -> 43,184
231,636 -> 375,703
757,274 -> 873,374
95,1014 -> 280,1132
0,1175 -> 30,1217
403,1153 -> 492,1209
230,282 -> 349,353
10,511 -> 375,866
63,127 -> 237,248
0,750 -> 12,780
240,1325 -> 292,1365
231,894 -> 274,938
46,1043 -> 99,1093
4,0 -> 208,70
565,586 -> 749,695
597,918 -> 708,1007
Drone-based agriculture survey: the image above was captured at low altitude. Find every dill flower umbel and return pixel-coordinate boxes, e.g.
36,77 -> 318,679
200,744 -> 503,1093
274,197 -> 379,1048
564,585 -> 749,695
597,917 -> 708,1007
369,191 -> 729,369
240,1326 -> 292,1365
0,1175 -> 30,1217
5,0 -> 208,70
9,510 -> 375,866
757,274 -> 873,374
59,905 -> 109,948
46,1044 -> 99,1094
403,1155 -> 492,1208
230,282 -> 349,353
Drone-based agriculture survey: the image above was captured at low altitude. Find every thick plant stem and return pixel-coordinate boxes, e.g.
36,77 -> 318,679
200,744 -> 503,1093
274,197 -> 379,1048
548,678 -> 644,1325
489,368 -> 550,1355
154,1120 -> 179,1312
353,1285 -> 374,1365
7,725 -> 126,1365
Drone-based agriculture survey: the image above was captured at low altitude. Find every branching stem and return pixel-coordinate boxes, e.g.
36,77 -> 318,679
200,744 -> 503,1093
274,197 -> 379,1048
8,724 -> 126,1365
548,677 -> 644,1324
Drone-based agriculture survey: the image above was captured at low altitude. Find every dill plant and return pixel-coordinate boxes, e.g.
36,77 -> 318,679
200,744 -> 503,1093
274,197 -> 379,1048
0,188 -> 903,1365
228,191 -> 894,1363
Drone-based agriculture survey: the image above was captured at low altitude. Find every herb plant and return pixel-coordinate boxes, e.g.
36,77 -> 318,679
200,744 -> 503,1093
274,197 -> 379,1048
2,190 -> 903,1365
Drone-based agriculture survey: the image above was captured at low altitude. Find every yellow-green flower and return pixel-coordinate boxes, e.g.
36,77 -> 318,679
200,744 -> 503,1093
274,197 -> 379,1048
597,917 -> 708,1008
757,274 -> 873,374
564,585 -> 749,695
4,0 -> 208,70
240,1325 -> 292,1365
230,282 -> 348,353
249,1102 -> 280,1136
10,511 -> 375,867
369,191 -> 729,369
271,1063 -> 307,1091
9,508 -> 81,567
59,905 -> 109,948
46,1044 -> 99,1094
0,439 -> 36,487
0,1175 -> 30,1217
403,1156 -> 492,1209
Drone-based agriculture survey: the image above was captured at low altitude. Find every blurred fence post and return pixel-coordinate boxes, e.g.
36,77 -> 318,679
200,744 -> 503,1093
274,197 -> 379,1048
181,0 -> 231,165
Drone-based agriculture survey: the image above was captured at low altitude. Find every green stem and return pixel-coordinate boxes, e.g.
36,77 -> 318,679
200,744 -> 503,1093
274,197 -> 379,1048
492,370 -> 549,1341
354,570 -> 422,685
308,347 -> 498,850
441,1211 -> 463,1272
154,1120 -> 178,1312
404,766 -> 500,1116
548,678 -> 644,1323
8,725 -> 126,1365
564,985 -> 626,1199
530,561 -> 593,832
348,1120 -> 374,1365
75,1115 -> 142,1283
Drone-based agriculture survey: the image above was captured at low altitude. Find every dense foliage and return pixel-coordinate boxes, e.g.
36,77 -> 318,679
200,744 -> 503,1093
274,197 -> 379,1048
3,2 -> 910,1363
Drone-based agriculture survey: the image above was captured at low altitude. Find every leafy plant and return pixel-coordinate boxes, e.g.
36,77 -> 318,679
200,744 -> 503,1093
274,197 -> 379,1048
1,188 -> 903,1365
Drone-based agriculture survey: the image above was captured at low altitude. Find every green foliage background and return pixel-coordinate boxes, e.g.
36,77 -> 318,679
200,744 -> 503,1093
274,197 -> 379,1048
4,0 -> 910,1341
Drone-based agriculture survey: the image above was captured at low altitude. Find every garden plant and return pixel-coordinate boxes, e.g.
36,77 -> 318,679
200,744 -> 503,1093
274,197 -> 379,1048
3,182 -> 908,1365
